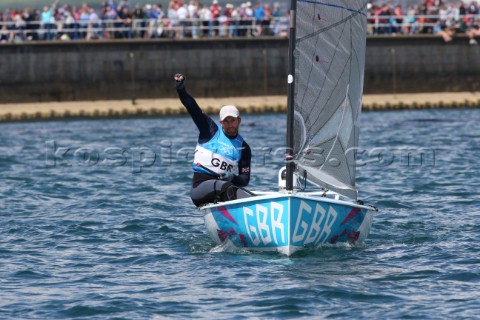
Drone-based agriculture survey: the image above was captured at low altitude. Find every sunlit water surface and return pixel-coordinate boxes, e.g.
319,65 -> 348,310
1,108 -> 479,318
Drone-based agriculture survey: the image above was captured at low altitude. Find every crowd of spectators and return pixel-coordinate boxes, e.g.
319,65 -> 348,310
0,0 -> 479,44
0,0 -> 288,42
368,0 -> 480,44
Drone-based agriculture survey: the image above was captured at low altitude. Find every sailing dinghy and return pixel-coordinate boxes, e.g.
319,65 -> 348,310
202,0 -> 377,256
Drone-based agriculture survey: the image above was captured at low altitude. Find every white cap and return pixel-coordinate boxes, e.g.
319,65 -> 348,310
220,105 -> 239,121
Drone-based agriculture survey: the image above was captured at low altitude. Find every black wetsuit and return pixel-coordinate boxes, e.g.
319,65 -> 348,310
176,85 -> 252,206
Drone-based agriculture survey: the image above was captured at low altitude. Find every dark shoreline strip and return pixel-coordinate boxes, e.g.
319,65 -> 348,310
1,100 -> 480,123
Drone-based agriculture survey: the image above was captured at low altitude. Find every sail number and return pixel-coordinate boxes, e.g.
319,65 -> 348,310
242,200 -> 337,246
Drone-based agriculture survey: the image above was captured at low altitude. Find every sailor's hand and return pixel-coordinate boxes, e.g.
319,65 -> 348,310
220,172 -> 235,182
174,73 -> 185,90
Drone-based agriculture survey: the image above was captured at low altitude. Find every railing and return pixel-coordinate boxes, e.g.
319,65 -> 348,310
367,13 -> 478,35
0,14 -> 478,42
0,17 -> 287,41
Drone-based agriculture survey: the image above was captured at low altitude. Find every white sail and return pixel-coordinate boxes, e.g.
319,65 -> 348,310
293,0 -> 368,199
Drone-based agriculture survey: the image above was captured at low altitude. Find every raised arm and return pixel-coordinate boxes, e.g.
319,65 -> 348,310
174,74 -> 217,143
231,141 -> 251,187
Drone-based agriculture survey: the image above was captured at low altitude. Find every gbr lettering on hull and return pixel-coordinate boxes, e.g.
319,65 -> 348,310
243,202 -> 286,246
292,201 -> 337,246
242,200 -> 338,247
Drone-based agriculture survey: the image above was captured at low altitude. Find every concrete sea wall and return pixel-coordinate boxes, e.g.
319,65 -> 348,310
0,36 -> 479,103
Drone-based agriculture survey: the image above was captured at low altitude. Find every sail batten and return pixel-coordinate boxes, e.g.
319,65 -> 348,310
292,0 -> 368,199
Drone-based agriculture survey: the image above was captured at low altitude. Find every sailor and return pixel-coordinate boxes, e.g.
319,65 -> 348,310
174,73 -> 252,207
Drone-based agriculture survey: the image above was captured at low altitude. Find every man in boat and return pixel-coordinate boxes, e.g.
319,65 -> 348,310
174,73 -> 253,207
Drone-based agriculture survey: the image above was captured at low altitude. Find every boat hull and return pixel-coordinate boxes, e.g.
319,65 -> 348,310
202,193 -> 374,256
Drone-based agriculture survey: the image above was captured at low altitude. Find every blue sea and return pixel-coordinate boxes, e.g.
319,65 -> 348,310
1,108 -> 479,319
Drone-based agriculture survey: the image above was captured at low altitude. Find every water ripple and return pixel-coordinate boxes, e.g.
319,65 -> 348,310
1,111 -> 479,318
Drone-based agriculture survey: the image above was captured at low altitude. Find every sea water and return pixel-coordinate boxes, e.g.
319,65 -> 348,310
1,108 -> 479,318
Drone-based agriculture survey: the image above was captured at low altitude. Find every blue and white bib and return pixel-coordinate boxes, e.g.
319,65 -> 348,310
193,124 -> 244,175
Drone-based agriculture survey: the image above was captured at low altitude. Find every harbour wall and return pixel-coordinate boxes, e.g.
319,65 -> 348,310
1,36 -> 479,103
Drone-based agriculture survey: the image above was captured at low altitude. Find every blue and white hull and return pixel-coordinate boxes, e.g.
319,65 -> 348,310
202,192 -> 375,256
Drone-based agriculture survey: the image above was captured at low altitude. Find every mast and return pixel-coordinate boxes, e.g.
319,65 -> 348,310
285,0 -> 297,191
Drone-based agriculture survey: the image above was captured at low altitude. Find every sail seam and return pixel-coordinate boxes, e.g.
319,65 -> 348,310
299,10 -> 349,128
297,2 -> 367,44
297,0 -> 367,17
299,3 -> 324,109
319,86 -> 349,172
